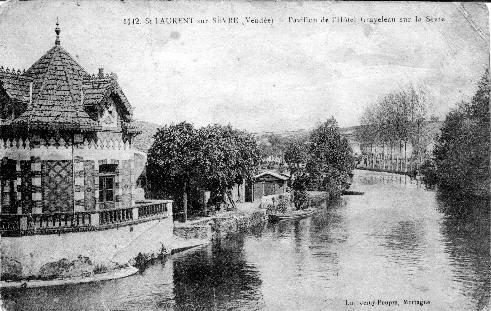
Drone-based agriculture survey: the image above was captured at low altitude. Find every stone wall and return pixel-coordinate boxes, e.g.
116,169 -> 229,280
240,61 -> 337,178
0,216 -> 174,280
211,210 -> 266,237
174,225 -> 212,240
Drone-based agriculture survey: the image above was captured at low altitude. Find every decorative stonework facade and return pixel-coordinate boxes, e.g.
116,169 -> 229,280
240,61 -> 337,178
0,23 -> 141,216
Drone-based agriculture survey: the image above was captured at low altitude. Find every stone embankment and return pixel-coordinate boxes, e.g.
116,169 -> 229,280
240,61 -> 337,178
173,203 -> 267,244
210,209 -> 266,237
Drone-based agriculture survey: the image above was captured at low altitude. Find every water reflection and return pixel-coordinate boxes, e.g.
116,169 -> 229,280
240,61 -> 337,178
383,221 -> 425,269
437,192 -> 490,310
1,258 -> 175,311
2,170 -> 489,311
172,235 -> 264,311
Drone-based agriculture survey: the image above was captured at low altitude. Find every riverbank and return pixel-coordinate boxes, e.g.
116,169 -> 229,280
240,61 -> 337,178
0,265 -> 138,289
211,208 -> 267,237
0,204 -> 267,289
307,191 -> 331,205
2,194 -> 336,289
174,202 -> 267,240
356,166 -> 417,177
5,170 -> 488,310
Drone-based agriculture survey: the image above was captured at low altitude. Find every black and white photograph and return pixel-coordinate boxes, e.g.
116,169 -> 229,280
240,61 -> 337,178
0,1 -> 489,310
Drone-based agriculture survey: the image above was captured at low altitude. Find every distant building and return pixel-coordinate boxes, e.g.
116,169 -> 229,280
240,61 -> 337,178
262,154 -> 285,165
340,122 -> 443,173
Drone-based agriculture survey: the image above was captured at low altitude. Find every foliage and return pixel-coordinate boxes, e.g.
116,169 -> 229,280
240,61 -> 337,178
147,122 -> 261,219
265,194 -> 292,214
132,120 -> 161,152
306,118 -> 356,195
284,140 -> 307,176
196,124 -> 261,199
290,173 -> 310,209
259,133 -> 290,157
257,133 -> 290,172
147,122 -> 198,199
355,84 -> 433,159
285,117 -> 355,208
421,70 -> 490,197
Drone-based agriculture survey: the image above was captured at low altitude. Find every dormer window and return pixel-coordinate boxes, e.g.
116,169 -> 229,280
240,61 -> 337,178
100,104 -> 118,128
1,106 -> 14,123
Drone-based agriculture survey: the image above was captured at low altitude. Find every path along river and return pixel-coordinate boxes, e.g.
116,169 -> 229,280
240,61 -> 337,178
2,170 -> 489,311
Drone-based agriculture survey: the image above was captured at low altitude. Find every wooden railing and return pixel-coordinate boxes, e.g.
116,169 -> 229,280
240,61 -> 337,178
0,200 -> 172,237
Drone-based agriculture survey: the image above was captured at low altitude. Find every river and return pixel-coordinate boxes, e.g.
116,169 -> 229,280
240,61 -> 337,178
2,170 -> 489,311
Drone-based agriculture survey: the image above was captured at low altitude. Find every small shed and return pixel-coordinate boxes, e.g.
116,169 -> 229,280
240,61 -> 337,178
249,171 -> 290,202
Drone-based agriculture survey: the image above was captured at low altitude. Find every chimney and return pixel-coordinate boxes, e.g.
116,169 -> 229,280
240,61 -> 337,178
29,82 -> 33,108
98,68 -> 104,78
81,89 -> 84,105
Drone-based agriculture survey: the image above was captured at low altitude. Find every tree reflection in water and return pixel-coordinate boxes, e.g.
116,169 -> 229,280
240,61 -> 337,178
383,220 -> 426,271
172,234 -> 264,311
436,191 -> 490,311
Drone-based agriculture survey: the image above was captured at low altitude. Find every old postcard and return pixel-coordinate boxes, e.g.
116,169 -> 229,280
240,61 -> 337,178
0,1 -> 489,310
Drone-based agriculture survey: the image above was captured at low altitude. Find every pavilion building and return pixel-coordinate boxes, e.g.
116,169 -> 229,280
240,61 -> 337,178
0,22 -> 173,282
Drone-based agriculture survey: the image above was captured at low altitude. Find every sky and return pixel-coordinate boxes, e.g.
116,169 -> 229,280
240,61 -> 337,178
0,1 -> 489,132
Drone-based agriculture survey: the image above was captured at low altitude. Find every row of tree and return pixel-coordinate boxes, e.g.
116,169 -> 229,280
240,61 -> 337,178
355,85 -> 436,162
421,70 -> 489,197
285,118 -> 356,208
146,117 -> 356,218
146,122 -> 261,221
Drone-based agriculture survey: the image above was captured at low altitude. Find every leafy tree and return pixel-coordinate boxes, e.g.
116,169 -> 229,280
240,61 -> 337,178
257,138 -> 273,159
285,140 -> 309,209
356,106 -> 379,154
356,85 -> 432,162
147,122 -> 261,220
422,70 -> 490,196
284,140 -> 307,176
146,122 -> 198,222
290,172 -> 310,209
268,134 -> 286,156
285,118 -> 355,208
258,133 -> 289,170
196,124 -> 260,205
307,118 -> 355,195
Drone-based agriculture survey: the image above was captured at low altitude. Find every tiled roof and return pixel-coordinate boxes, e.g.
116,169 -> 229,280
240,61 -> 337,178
83,78 -> 112,106
8,45 -> 100,130
12,103 -> 100,131
254,170 -> 290,181
25,45 -> 88,103
1,38 -> 132,131
0,70 -> 32,102
82,78 -> 132,114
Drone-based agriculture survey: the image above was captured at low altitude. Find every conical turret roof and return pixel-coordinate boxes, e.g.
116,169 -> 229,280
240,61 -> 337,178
25,45 -> 88,104
1,21 -> 134,132
10,23 -> 99,131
